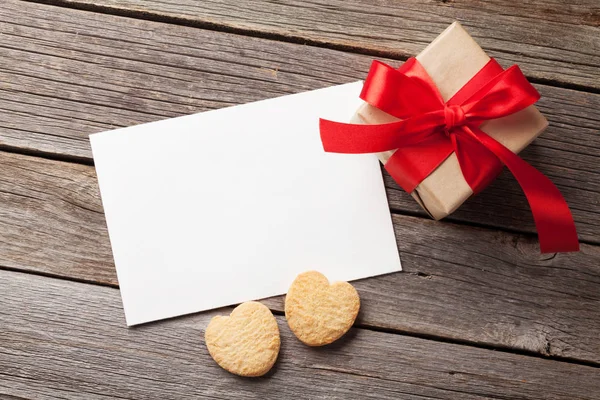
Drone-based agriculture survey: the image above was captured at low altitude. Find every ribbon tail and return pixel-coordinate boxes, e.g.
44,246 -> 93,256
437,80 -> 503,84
385,135 -> 454,193
451,127 -> 504,194
465,127 -> 579,253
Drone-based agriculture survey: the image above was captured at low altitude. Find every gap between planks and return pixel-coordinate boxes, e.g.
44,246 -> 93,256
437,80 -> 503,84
1,147 -> 599,364
17,0 -> 600,95
0,142 -> 595,248
1,262 -> 598,371
0,0 -> 598,368
13,0 -> 429,59
1,0 -> 598,244
3,267 -> 599,400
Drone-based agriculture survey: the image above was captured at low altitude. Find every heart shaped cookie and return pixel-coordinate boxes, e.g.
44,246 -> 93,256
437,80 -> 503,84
205,301 -> 280,377
285,271 -> 360,346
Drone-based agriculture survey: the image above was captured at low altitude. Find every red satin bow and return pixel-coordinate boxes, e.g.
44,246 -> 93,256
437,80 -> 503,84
320,57 -> 579,253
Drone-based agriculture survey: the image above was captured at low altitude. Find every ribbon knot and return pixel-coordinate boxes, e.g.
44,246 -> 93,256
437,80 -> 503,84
319,57 -> 579,253
444,104 -> 466,132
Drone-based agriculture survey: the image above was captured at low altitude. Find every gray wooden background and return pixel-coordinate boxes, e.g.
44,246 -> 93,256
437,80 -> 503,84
1,0 -> 599,398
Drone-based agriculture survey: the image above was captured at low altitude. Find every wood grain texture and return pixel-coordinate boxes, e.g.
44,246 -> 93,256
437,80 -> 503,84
1,269 -> 599,400
1,150 -> 599,363
25,0 -> 600,90
1,0 -> 599,242
1,1 -> 599,398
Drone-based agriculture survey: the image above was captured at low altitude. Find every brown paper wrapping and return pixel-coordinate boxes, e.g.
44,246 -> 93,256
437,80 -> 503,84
351,22 -> 548,219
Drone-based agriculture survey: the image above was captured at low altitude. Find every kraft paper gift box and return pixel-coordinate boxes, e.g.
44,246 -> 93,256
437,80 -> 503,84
351,22 -> 548,219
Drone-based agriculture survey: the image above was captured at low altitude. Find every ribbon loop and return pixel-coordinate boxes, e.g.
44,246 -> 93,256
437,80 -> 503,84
320,57 -> 579,253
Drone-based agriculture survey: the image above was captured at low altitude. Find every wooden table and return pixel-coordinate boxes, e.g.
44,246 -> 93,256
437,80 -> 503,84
1,1 -> 599,398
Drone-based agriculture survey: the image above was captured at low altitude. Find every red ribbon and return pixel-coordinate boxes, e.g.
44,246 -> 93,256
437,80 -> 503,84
320,58 -> 579,253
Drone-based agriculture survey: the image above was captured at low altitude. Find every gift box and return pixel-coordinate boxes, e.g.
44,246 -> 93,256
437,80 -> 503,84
351,22 -> 547,219
320,22 -> 579,253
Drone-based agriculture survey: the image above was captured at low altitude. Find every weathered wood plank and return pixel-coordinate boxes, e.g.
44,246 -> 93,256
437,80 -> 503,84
1,150 -> 599,363
1,269 -> 599,400
0,151 -> 113,284
1,0 -> 599,242
24,0 -> 600,89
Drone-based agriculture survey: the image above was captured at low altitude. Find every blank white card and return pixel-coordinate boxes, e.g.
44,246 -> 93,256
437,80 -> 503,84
90,82 -> 401,326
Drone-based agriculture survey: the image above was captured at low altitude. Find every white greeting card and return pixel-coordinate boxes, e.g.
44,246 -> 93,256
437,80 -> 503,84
90,82 -> 401,326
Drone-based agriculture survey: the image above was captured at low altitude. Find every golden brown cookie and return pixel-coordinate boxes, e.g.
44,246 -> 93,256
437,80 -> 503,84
205,301 -> 280,377
285,271 -> 360,346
